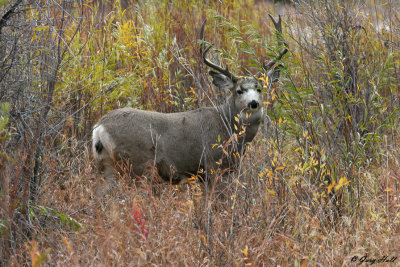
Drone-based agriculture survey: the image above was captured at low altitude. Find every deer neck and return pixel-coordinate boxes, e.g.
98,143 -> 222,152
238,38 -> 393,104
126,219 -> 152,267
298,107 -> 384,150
219,96 -> 263,143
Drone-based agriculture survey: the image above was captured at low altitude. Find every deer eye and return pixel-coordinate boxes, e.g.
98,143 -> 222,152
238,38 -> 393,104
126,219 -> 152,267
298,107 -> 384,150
257,89 -> 262,93
237,90 -> 243,95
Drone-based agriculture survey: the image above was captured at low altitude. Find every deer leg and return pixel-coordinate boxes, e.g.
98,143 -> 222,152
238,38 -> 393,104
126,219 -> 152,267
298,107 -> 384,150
103,165 -> 116,190
94,161 -> 117,198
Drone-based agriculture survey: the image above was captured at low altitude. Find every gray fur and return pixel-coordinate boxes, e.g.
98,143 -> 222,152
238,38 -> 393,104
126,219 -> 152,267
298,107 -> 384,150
92,73 -> 269,183
93,15 -> 288,186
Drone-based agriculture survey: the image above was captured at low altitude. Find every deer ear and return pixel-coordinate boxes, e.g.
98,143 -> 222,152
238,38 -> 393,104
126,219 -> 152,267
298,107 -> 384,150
209,71 -> 234,90
267,64 -> 283,84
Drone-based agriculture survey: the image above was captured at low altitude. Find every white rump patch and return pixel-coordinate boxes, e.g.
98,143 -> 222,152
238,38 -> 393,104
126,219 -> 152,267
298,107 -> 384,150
92,124 -> 116,160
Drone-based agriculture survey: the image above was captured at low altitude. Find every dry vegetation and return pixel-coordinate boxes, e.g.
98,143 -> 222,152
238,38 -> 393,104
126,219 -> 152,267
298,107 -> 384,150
1,0 -> 400,266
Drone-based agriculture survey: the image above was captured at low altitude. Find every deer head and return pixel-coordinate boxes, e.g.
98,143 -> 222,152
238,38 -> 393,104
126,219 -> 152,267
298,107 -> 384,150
199,15 -> 288,116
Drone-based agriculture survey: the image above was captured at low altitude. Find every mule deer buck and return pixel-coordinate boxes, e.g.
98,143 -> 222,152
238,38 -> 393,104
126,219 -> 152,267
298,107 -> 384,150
92,15 -> 287,187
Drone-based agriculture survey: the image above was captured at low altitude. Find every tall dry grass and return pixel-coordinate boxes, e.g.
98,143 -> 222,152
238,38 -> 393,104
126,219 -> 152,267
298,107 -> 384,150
1,0 -> 400,266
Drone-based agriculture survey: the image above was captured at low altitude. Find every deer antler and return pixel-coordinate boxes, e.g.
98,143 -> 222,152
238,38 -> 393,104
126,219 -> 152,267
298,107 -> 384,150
200,19 -> 239,83
263,14 -> 288,72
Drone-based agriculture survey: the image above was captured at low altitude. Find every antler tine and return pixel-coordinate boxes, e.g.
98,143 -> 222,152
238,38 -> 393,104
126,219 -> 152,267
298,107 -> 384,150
268,14 -> 285,47
200,19 -> 207,48
263,47 -> 288,71
200,19 -> 238,82
263,14 -> 288,72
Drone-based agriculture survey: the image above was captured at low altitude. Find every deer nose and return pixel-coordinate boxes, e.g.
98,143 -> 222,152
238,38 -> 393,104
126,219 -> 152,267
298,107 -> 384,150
248,100 -> 259,109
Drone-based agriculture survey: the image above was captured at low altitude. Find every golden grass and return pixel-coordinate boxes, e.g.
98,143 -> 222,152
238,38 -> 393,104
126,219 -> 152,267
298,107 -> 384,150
16,133 -> 400,266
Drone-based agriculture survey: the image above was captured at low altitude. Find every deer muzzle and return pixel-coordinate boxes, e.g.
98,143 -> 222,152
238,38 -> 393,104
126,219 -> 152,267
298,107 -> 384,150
248,100 -> 259,109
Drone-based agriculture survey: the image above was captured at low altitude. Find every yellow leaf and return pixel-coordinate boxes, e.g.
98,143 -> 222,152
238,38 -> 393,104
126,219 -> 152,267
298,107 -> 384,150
327,181 -> 335,194
370,79 -> 376,87
235,179 -> 246,188
335,176 -> 350,191
200,234 -> 207,244
258,75 -> 269,86
234,134 -> 238,142
267,188 -> 276,195
242,246 -> 248,256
